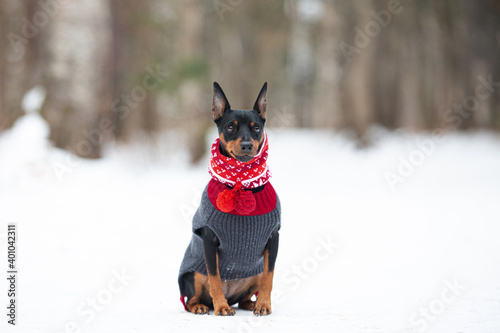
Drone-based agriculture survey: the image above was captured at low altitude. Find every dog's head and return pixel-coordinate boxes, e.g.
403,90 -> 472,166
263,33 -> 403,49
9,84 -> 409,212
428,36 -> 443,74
212,82 -> 267,163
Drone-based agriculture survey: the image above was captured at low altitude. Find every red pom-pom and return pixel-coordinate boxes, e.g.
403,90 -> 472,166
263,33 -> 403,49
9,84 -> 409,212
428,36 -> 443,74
216,189 -> 235,212
234,190 -> 257,215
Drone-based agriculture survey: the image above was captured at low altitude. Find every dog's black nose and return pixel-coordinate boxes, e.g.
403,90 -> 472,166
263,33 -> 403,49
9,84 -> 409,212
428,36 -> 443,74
240,141 -> 253,152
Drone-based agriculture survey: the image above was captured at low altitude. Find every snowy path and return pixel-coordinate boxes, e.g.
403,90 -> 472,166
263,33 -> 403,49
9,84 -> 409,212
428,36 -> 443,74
1,115 -> 500,332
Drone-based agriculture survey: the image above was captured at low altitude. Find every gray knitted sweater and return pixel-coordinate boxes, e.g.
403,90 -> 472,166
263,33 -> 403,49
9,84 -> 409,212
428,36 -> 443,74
178,181 -> 281,282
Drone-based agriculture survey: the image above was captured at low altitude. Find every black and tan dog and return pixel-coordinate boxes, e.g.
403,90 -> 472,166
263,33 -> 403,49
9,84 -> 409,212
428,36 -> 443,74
178,82 -> 281,316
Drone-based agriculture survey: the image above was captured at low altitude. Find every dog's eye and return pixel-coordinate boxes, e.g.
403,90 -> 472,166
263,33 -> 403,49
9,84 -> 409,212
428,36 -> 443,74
226,125 -> 235,133
253,126 -> 261,133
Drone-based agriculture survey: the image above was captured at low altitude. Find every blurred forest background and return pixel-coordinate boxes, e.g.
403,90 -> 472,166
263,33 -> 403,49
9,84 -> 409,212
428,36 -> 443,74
1,0 -> 499,163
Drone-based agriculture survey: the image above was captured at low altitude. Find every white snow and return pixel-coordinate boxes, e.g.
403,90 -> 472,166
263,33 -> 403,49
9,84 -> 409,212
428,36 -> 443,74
1,113 -> 500,333
21,86 -> 46,114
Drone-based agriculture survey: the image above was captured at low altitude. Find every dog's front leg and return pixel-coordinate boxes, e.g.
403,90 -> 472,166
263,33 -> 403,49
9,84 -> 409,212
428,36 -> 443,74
200,226 -> 235,316
255,228 -> 279,316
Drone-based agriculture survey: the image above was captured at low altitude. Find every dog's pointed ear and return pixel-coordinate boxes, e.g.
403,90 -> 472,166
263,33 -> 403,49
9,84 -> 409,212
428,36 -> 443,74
213,82 -> 230,121
253,82 -> 267,119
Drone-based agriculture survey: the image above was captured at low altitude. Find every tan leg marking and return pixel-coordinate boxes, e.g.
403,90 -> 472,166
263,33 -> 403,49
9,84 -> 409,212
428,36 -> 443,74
186,272 -> 209,315
207,253 -> 235,316
254,249 -> 274,316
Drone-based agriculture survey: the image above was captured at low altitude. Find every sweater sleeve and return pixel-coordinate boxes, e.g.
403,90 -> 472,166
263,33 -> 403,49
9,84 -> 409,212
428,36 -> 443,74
192,185 -> 217,236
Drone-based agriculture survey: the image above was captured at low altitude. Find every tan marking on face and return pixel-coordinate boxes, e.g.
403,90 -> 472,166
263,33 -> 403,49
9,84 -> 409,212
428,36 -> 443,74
221,131 -> 263,160
250,123 -> 264,155
220,133 -> 240,159
258,133 -> 264,145
219,132 -> 227,148
232,137 -> 260,158
246,138 -> 259,155
243,134 -> 264,156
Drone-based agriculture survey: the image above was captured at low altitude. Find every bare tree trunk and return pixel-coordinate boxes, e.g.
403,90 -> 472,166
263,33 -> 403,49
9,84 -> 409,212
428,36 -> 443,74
0,0 -> 32,130
40,0 -> 112,158
398,2 -> 425,131
109,0 -> 163,143
341,2 -> 374,142
178,0 -> 210,164
312,1 -> 343,129
288,0 -> 318,128
465,0 -> 500,129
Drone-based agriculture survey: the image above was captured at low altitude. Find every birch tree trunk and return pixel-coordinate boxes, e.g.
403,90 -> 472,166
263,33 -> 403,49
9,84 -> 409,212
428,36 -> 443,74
0,0 -> 35,130
40,0 -> 112,158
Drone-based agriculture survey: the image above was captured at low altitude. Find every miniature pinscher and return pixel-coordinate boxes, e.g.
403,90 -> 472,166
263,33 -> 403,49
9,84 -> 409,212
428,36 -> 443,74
178,82 -> 281,316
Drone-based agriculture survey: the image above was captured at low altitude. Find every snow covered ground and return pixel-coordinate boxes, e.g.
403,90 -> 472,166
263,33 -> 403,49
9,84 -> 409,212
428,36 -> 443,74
1,110 -> 500,333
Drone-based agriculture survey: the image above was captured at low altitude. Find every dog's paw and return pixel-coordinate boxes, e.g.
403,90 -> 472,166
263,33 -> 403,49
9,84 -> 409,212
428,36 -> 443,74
253,301 -> 272,316
238,299 -> 256,311
214,303 -> 235,316
188,304 -> 209,315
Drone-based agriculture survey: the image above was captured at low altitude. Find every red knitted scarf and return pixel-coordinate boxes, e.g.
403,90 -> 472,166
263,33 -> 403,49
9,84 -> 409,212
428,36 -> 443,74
208,132 -> 272,214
